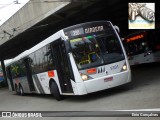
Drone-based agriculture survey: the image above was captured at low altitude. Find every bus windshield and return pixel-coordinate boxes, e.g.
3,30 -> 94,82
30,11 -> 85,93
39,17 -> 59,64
69,31 -> 124,70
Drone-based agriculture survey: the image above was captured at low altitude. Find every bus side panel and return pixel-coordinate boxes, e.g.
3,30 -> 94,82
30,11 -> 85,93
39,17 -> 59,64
31,70 -> 61,94
144,52 -> 155,63
130,51 -> 157,65
13,77 -> 31,93
129,53 -> 152,65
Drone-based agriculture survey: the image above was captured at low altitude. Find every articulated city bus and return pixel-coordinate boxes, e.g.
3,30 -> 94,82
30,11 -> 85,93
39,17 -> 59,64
123,29 -> 160,65
5,21 -> 131,100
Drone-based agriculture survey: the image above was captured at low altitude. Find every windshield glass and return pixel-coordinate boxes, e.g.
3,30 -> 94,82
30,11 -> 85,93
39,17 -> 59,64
70,36 -> 102,69
64,21 -> 125,70
65,22 -> 125,70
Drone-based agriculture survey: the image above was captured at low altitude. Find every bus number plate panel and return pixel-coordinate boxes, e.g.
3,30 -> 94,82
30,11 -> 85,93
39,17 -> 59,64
104,77 -> 113,82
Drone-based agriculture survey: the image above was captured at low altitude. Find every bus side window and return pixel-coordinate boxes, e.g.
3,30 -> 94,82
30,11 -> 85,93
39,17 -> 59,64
45,45 -> 55,70
28,45 -> 55,74
11,64 -> 20,78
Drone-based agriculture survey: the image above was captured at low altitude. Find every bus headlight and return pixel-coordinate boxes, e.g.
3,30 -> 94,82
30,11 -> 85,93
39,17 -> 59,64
121,63 -> 127,72
123,65 -> 127,70
81,74 -> 88,81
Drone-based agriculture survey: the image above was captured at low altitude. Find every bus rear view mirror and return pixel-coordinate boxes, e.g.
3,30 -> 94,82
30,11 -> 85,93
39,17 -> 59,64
114,25 -> 120,33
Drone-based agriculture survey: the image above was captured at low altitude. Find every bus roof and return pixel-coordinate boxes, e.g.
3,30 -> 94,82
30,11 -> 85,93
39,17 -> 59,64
5,29 -> 65,66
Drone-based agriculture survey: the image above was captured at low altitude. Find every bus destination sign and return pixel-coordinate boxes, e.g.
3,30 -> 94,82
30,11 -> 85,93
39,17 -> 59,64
68,25 -> 104,37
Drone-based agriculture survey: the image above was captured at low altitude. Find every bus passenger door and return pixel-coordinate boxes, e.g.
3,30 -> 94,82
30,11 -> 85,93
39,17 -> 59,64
51,40 -> 73,93
24,58 -> 35,91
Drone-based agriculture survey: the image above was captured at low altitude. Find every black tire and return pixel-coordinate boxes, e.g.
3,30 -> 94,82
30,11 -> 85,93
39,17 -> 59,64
19,85 -> 25,96
50,82 -> 63,101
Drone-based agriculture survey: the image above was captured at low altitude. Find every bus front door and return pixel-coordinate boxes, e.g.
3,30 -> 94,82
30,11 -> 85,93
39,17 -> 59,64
51,40 -> 73,94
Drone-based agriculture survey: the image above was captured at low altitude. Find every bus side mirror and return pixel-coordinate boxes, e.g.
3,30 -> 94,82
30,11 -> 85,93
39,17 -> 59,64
114,25 -> 120,33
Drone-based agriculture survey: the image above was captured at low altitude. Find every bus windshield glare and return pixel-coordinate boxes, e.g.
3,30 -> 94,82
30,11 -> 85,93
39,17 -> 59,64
69,28 -> 124,70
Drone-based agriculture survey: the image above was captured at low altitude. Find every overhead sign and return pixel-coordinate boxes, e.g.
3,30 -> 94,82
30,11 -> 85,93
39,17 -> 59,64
66,25 -> 105,38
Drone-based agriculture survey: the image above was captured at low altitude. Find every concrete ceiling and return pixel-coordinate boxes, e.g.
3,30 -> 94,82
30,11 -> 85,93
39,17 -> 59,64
0,0 -> 159,60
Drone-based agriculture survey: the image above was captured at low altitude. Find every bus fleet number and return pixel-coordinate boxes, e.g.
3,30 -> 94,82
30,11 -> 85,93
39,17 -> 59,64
72,30 -> 80,36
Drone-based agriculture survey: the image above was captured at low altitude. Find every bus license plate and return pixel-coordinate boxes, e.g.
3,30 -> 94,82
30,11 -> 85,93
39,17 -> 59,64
104,77 -> 113,82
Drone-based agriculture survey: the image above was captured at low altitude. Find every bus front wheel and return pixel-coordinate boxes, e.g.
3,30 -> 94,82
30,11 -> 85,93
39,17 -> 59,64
50,82 -> 63,101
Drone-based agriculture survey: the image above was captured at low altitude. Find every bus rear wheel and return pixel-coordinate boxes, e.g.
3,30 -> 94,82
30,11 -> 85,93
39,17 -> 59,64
50,82 -> 63,101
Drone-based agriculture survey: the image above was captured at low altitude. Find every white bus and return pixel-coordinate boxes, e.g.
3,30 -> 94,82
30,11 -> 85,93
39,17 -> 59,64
5,21 -> 131,100
123,29 -> 160,66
